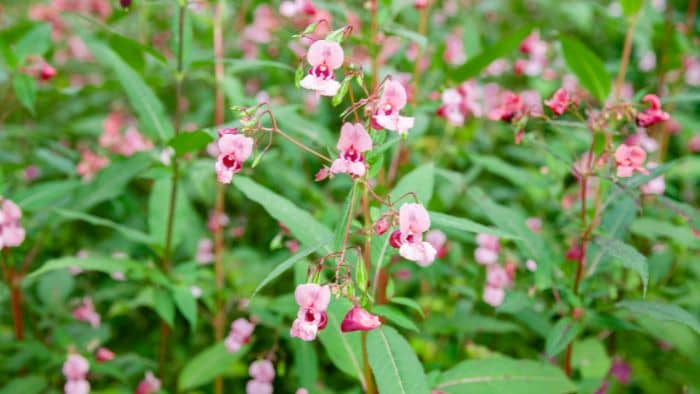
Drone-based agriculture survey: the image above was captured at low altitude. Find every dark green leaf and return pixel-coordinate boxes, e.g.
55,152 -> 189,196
617,300 -> 700,334
168,130 -> 214,156
12,73 -> 37,114
560,36 -> 611,102
367,325 -> 430,394
178,342 -> 251,390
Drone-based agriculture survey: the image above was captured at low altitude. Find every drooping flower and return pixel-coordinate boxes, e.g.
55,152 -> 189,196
72,297 -> 101,328
372,79 -> 415,135
635,94 -> 670,128
95,347 -> 114,362
474,233 -> 500,265
388,203 -> 437,266
290,284 -> 331,341
614,144 -> 649,178
300,40 -> 344,96
246,360 -> 275,394
63,354 -> 89,380
64,379 -> 90,394
340,305 -> 382,332
0,198 -> 25,249
225,318 -> 256,353
330,123 -> 373,178
215,132 -> 254,184
135,371 -> 161,394
544,88 -> 572,116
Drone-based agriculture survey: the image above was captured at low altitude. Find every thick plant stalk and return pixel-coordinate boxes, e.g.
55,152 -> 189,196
159,2 -> 187,379
213,1 -> 226,393
613,14 -> 638,102
361,331 -> 377,394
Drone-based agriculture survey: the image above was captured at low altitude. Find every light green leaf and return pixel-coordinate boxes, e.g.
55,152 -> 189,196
469,154 -> 548,189
15,180 -> 82,212
168,131 -> 214,156
617,300 -> 700,334
178,342 -> 251,391
334,184 -> 358,251
153,287 -> 175,327
629,217 -> 698,248
594,236 -> 648,294
367,325 -> 430,394
55,209 -> 154,245
172,286 -> 197,328
390,296 -> 425,317
621,0 -> 643,16
571,338 -> 611,379
318,298 -> 365,384
149,178 -> 192,249
0,375 -> 47,394
15,23 -> 52,62
390,162 -> 434,205
75,153 -> 152,210
452,28 -> 530,80
429,211 -> 518,239
25,256 -> 144,283
372,305 -> 418,332
560,36 -> 611,102
545,317 -> 581,357
36,270 -> 75,308
12,73 -> 37,114
435,357 -> 576,394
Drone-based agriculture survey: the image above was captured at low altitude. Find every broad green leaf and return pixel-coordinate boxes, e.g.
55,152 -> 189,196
178,342 -> 251,390
55,209 -> 154,245
15,180 -> 82,212
294,340 -> 318,390
15,23 -> 52,62
372,305 -> 418,332
0,375 -> 47,394
172,287 -> 197,328
318,298 -> 365,384
35,148 -> 75,175
390,296 -> 425,317
25,256 -> 144,283
85,39 -> 174,141
469,154 -> 548,189
545,317 -> 581,357
153,287 -> 175,327
12,73 -> 37,114
435,357 -> 576,393
367,325 -> 430,394
429,211 -> 518,239
168,130 -> 214,156
617,300 -> 700,334
560,36 -> 611,102
334,184 -> 358,251
36,270 -> 75,308
252,235 -> 332,297
571,338 -> 611,379
234,176 -> 333,249
594,236 -> 648,294
621,0 -> 643,16
452,28 -> 530,80
629,217 -> 698,248
390,162 -> 434,205
149,178 -> 193,249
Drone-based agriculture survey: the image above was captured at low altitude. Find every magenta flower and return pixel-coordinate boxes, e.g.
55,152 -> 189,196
63,354 -> 89,380
489,91 -> 524,122
340,305 -> 382,332
0,198 -> 25,249
290,284 -> 331,341
544,88 -> 572,116
72,297 -> 101,328
225,317 -> 255,353
300,39 -> 344,96
389,203 -> 437,266
474,233 -> 500,265
330,122 -> 373,178
615,144 -> 648,178
610,357 -> 631,385
135,371 -> 161,394
95,347 -> 115,362
215,132 -> 254,184
635,94 -> 670,128
373,80 -> 415,135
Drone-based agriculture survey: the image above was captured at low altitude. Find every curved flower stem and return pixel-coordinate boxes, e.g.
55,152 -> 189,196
159,2 -> 187,380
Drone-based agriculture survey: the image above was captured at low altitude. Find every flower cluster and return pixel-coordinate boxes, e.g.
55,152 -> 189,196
372,80 -> 415,135
290,284 -> 330,341
474,234 -> 512,307
72,297 -> 101,328
135,371 -> 161,394
515,31 -> 550,77
330,122 -> 372,178
544,88 -> 573,116
0,198 -> 25,250
62,354 -> 90,394
246,360 -> 275,394
225,318 -> 255,353
389,203 -> 437,266
215,128 -> 254,184
100,111 -> 153,156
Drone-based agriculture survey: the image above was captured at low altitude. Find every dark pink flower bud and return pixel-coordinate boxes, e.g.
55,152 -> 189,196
218,127 -> 238,137
95,347 -> 114,362
373,217 -> 390,235
40,64 -> 56,81
315,167 -> 330,182
610,358 -> 631,385
565,244 -> 582,261
340,305 -> 381,332
414,0 -> 428,9
389,230 -> 403,248
120,0 -> 132,8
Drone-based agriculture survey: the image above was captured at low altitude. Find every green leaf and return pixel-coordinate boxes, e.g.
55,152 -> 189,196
149,178 -> 193,249
594,236 -> 648,295
332,76 -> 351,106
0,375 -> 47,394
178,342 -> 251,391
560,36 -> 611,102
318,298 -> 365,384
617,300 -> 700,334
372,305 -> 418,332
14,180 -> 82,212
153,287 -> 175,327
571,338 -> 611,379
435,357 -> 576,393
25,256 -> 144,283
252,235 -> 332,297
629,217 -> 698,248
621,0 -> 643,16
15,23 -> 52,62
334,184 -> 358,251
55,209 -> 154,245
452,28 -> 530,80
429,211 -> 518,239
390,162 -> 434,205
545,317 -> 582,357
168,130 -> 214,156
74,153 -> 152,210
234,176 -> 333,248
294,63 -> 304,88
12,73 -> 37,114
85,39 -> 174,141
172,286 -> 197,328
469,154 -> 548,189
367,325 -> 430,394
389,296 -> 425,317
36,270 -> 75,308
293,340 -> 318,389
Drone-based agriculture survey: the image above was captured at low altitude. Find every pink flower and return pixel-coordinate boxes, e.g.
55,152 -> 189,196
638,51 -> 656,72
544,88 -> 571,116
330,123 -> 372,178
340,305 -> 382,332
635,94 -> 670,128
246,380 -> 273,394
373,217 -> 390,235
76,149 -> 109,182
486,264 -> 511,288
689,135 -> 700,153
483,286 -> 505,307
640,162 -> 665,195
135,371 -> 161,394
0,198 -> 25,249
296,389 -> 309,394
474,233 -> 500,265
23,165 -> 40,181
63,354 -> 89,380
526,217 -> 542,233
249,360 -> 275,382
300,40 -> 344,96
373,80 -> 415,135
95,347 -> 115,362
216,133 -> 254,184
196,238 -> 214,264
225,318 -> 255,353
684,56 -> 700,86
615,144 -> 649,178
72,297 -> 101,328
526,259 -> 537,272
399,203 -> 430,237
390,203 -> 437,266
290,284 -> 330,341
207,211 -> 230,232
443,30 -> 466,66
64,379 -> 90,394
426,229 -> 447,258
610,358 -> 631,385
488,91 -> 524,122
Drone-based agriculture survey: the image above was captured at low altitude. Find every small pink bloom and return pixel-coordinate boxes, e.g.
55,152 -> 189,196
443,30 -> 466,66
296,389 -> 309,394
610,358 -> 631,385
63,354 -> 89,380
615,144 -> 648,178
314,166 -> 330,182
635,94 -> 670,128
476,233 -> 500,252
300,40 -> 344,96
526,259 -> 537,272
285,239 -> 299,253
374,217 -> 390,235
40,63 -> 56,81
330,123 -> 372,178
135,371 -> 161,394
640,162 -> 665,195
207,211 -> 230,232
340,305 -> 382,332
225,318 -> 255,353
23,165 -> 40,181
0,198 -> 25,249
544,88 -> 571,116
64,379 -> 90,394
72,297 -> 101,328
426,229 -> 447,258
399,203 -> 431,237
486,264 -> 511,288
76,149 -> 109,182
389,230 -> 403,248
483,286 -> 505,307
246,380 -> 273,394
95,347 -> 115,362
474,247 -> 499,265
489,91 -> 524,122
414,0 -> 428,9
638,51 -> 656,72
373,80 -> 415,134
249,360 -> 275,382
196,238 -> 214,264
399,241 -> 437,266
291,284 -> 330,341
526,217 -> 542,233
689,135 -> 700,153
566,244 -> 583,261
295,283 -> 331,311
216,133 -> 255,184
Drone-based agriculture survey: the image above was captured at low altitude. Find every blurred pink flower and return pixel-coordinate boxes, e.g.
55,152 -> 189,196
640,162 -> 665,195
76,149 -> 109,182
389,203 -> 437,266
135,371 -> 161,394
65,379 -> 90,394
330,123 -> 372,178
196,238 -> 214,264
373,80 -> 415,135
545,88 -> 572,116
72,297 -> 101,328
250,360 -> 275,382
636,94 -> 670,128
443,29 -> 466,66
483,286 -> 505,307
23,165 -> 40,181
526,259 -> 538,272
62,354 -> 89,380
426,229 -> 448,259
615,144 -> 648,178
638,51 -> 656,72
246,380 -> 273,394
0,198 -> 25,249
225,318 -> 255,352
474,233 -> 499,265
95,347 -> 114,362
526,217 -> 542,233
684,57 -> 700,86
